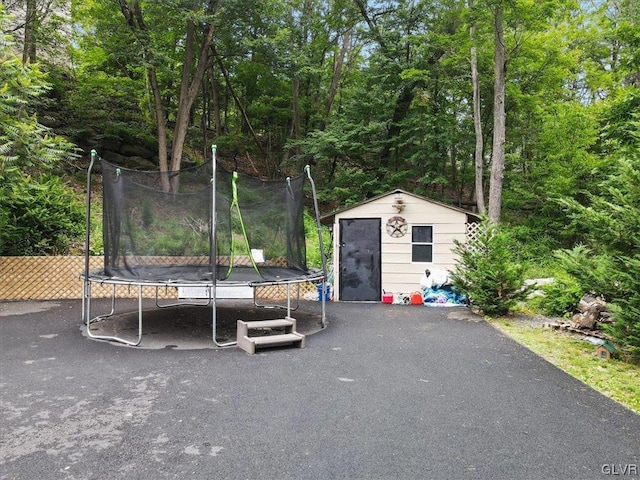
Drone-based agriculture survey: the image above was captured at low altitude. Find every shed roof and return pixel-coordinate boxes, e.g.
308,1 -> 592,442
320,189 -> 480,224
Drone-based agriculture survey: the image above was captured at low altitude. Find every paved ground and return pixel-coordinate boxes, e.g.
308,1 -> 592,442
78,298 -> 326,349
1,299 -> 638,480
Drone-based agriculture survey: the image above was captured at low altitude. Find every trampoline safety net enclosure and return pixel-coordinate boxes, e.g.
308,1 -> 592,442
82,145 -> 327,346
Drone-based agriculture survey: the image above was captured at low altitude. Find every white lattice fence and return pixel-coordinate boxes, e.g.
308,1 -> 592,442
465,222 -> 483,252
0,256 -> 318,300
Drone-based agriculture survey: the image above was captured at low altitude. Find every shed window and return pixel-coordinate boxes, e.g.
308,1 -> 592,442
412,225 -> 433,262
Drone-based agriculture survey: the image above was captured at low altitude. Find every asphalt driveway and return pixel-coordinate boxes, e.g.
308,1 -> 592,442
1,299 -> 638,480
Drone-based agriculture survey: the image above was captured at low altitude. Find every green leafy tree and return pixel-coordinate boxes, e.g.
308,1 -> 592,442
558,130 -> 640,360
72,0 -> 222,189
1,8 -> 81,256
450,218 -> 531,316
3,0 -> 70,64
0,10 -> 76,177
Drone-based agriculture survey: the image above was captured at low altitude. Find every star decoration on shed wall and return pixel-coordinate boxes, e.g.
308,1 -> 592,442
386,216 -> 408,237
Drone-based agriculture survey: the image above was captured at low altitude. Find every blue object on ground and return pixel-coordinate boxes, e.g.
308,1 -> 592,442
317,283 -> 331,301
423,285 -> 466,305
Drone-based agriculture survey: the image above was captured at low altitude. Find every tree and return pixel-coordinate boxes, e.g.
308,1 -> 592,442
469,0 -> 485,214
550,0 -> 639,353
450,217 -> 531,316
558,110 -> 640,359
0,9 -> 76,177
2,0 -> 71,65
0,8 -> 82,256
487,1 -> 505,223
114,0 -> 221,190
113,0 -> 170,188
480,0 -> 580,223
296,0 -> 477,202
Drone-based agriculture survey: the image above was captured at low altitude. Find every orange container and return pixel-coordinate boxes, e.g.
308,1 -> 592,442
410,292 -> 423,305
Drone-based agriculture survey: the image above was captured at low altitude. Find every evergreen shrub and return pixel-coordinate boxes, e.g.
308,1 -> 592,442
558,152 -> 640,361
529,275 -> 584,317
450,218 -> 532,317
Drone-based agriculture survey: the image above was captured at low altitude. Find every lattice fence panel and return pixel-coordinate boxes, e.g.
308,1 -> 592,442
2,256 -> 83,300
0,256 -> 320,301
466,222 -> 481,243
255,283 -> 318,301
465,222 -> 484,253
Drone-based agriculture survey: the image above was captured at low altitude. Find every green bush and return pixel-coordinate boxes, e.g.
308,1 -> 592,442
606,257 -> 640,363
0,173 -> 85,255
450,218 -> 532,317
304,211 -> 331,269
558,151 -> 640,361
529,275 -> 584,317
555,245 -> 640,362
502,224 -> 562,269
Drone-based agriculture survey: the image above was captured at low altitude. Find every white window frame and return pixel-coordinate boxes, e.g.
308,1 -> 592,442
411,225 -> 433,263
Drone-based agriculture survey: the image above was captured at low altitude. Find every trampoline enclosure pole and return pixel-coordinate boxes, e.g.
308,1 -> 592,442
83,150 -> 97,323
305,165 -> 327,328
211,145 -> 217,342
210,144 -> 236,347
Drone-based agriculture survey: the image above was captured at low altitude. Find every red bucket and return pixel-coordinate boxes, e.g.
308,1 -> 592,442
410,292 -> 423,305
382,293 -> 394,304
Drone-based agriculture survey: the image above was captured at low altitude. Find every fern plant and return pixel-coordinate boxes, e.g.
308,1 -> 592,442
0,12 -> 77,178
1,11 -> 82,255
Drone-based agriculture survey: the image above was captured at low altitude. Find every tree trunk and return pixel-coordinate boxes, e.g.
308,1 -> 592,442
213,46 -> 268,162
292,76 -> 301,138
117,0 -> 170,190
170,21 -> 197,178
170,9 -> 218,178
469,0 -> 485,214
488,3 -> 506,223
22,0 -> 37,64
149,68 -> 170,190
325,29 -> 351,119
118,0 -> 220,191
212,68 -> 222,136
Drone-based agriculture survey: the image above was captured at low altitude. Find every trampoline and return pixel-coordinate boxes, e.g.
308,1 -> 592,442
81,146 -> 328,346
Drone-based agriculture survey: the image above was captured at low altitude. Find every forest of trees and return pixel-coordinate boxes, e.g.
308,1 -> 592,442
0,0 -> 638,357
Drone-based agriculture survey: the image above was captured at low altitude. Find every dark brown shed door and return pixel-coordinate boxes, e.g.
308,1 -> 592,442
338,218 -> 381,301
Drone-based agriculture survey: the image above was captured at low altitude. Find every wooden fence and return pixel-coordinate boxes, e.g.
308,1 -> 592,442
0,256 -> 318,301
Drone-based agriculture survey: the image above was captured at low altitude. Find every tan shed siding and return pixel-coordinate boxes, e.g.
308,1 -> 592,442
382,273 -> 427,292
383,239 -> 463,255
382,246 -> 459,261
382,252 -> 411,263
382,252 -> 458,272
380,203 -> 461,291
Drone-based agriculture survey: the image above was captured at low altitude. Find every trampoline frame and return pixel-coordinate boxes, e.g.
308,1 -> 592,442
82,146 -> 328,347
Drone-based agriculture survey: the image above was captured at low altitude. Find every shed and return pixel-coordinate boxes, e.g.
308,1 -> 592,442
322,189 -> 479,302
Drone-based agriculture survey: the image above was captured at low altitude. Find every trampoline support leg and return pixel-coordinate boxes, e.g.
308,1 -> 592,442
85,284 -> 143,347
136,285 -> 143,344
211,291 -> 236,348
85,283 -> 116,325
